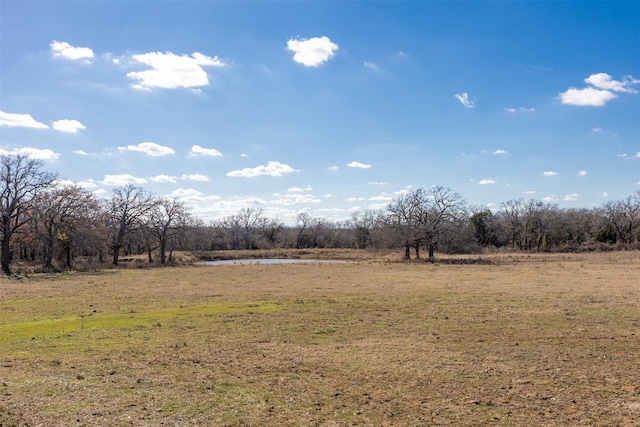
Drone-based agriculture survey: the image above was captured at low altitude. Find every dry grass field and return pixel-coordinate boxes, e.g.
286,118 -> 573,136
1,251 -> 639,426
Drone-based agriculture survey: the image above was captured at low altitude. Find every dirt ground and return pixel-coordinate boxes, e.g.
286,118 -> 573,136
1,251 -> 639,426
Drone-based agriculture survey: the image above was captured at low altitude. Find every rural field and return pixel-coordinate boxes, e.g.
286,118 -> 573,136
1,251 -> 639,426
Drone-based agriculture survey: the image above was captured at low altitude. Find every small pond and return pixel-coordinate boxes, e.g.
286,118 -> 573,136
204,259 -> 346,266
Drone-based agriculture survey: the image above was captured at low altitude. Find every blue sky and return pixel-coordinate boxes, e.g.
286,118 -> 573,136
1,1 -> 639,224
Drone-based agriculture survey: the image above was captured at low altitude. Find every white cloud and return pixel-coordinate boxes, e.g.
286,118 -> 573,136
287,36 -> 339,67
76,179 -> 98,189
504,107 -> 535,113
169,188 -> 221,202
578,170 -> 587,176
288,187 -> 304,192
542,195 -> 558,203
0,111 -> 49,129
118,142 -> 175,157
543,171 -> 558,176
328,165 -> 339,171
101,174 -> 148,186
368,181 -> 391,186
493,149 -> 507,155
226,161 -> 299,178
369,193 -> 394,202
346,161 -> 371,169
347,197 -> 365,202
454,92 -> 475,108
181,173 -> 209,182
271,193 -> 322,205
364,61 -> 377,70
50,41 -> 94,61
523,190 -> 537,195
73,150 -> 88,156
558,73 -> 639,107
149,174 -> 178,183
0,147 -> 59,160
558,87 -> 617,107
564,193 -> 579,201
191,145 -> 222,157
478,179 -> 496,185
52,119 -> 86,133
55,178 -> 97,189
127,51 -> 225,90
634,152 -> 640,158
585,73 -> 639,93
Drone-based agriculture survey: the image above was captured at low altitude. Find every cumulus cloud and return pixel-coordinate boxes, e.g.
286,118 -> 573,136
73,150 -> 89,156
364,61 -> 377,70
327,165 -> 339,171
54,179 -> 98,189
543,171 -> 558,177
101,174 -> 148,186
127,51 -> 225,90
0,111 -> 48,129
346,161 -> 371,169
118,142 -> 175,157
454,92 -> 475,108
578,170 -> 587,176
558,87 -> 617,107
287,36 -> 339,67
169,188 -> 221,202
191,145 -> 222,157
226,161 -> 299,178
564,193 -> 579,201
493,149 -> 507,155
181,173 -> 209,182
478,179 -> 496,185
149,174 -> 178,183
585,73 -> 639,93
271,193 -> 322,205
50,41 -> 94,61
52,119 -> 86,133
0,147 -> 59,160
558,73 -> 639,106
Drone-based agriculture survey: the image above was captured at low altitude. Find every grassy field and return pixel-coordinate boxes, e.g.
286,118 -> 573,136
1,251 -> 639,426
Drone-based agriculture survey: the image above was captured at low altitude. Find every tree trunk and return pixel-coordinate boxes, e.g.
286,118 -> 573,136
404,243 -> 411,259
1,235 -> 11,275
112,245 -> 120,266
159,240 -> 166,265
65,244 -> 72,269
428,243 -> 435,261
414,241 -> 420,259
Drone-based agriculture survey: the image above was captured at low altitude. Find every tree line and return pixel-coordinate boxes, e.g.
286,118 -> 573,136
2,154 -> 639,275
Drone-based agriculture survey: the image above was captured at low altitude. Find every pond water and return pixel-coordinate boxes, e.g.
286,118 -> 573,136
204,259 -> 346,266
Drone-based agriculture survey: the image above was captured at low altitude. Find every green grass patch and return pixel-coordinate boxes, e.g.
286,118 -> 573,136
0,302 -> 284,344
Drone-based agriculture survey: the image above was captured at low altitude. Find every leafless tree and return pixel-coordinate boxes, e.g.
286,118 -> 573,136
148,198 -> 190,264
0,154 -> 57,275
32,184 -> 104,270
107,185 -> 157,266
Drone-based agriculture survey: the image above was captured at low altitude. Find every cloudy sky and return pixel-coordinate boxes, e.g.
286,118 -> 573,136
1,1 -> 639,223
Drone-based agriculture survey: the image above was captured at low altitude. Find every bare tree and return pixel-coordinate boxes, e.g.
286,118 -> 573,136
0,154 -> 57,275
108,185 -> 156,266
32,184 -> 104,270
148,198 -> 190,264
295,212 -> 313,249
